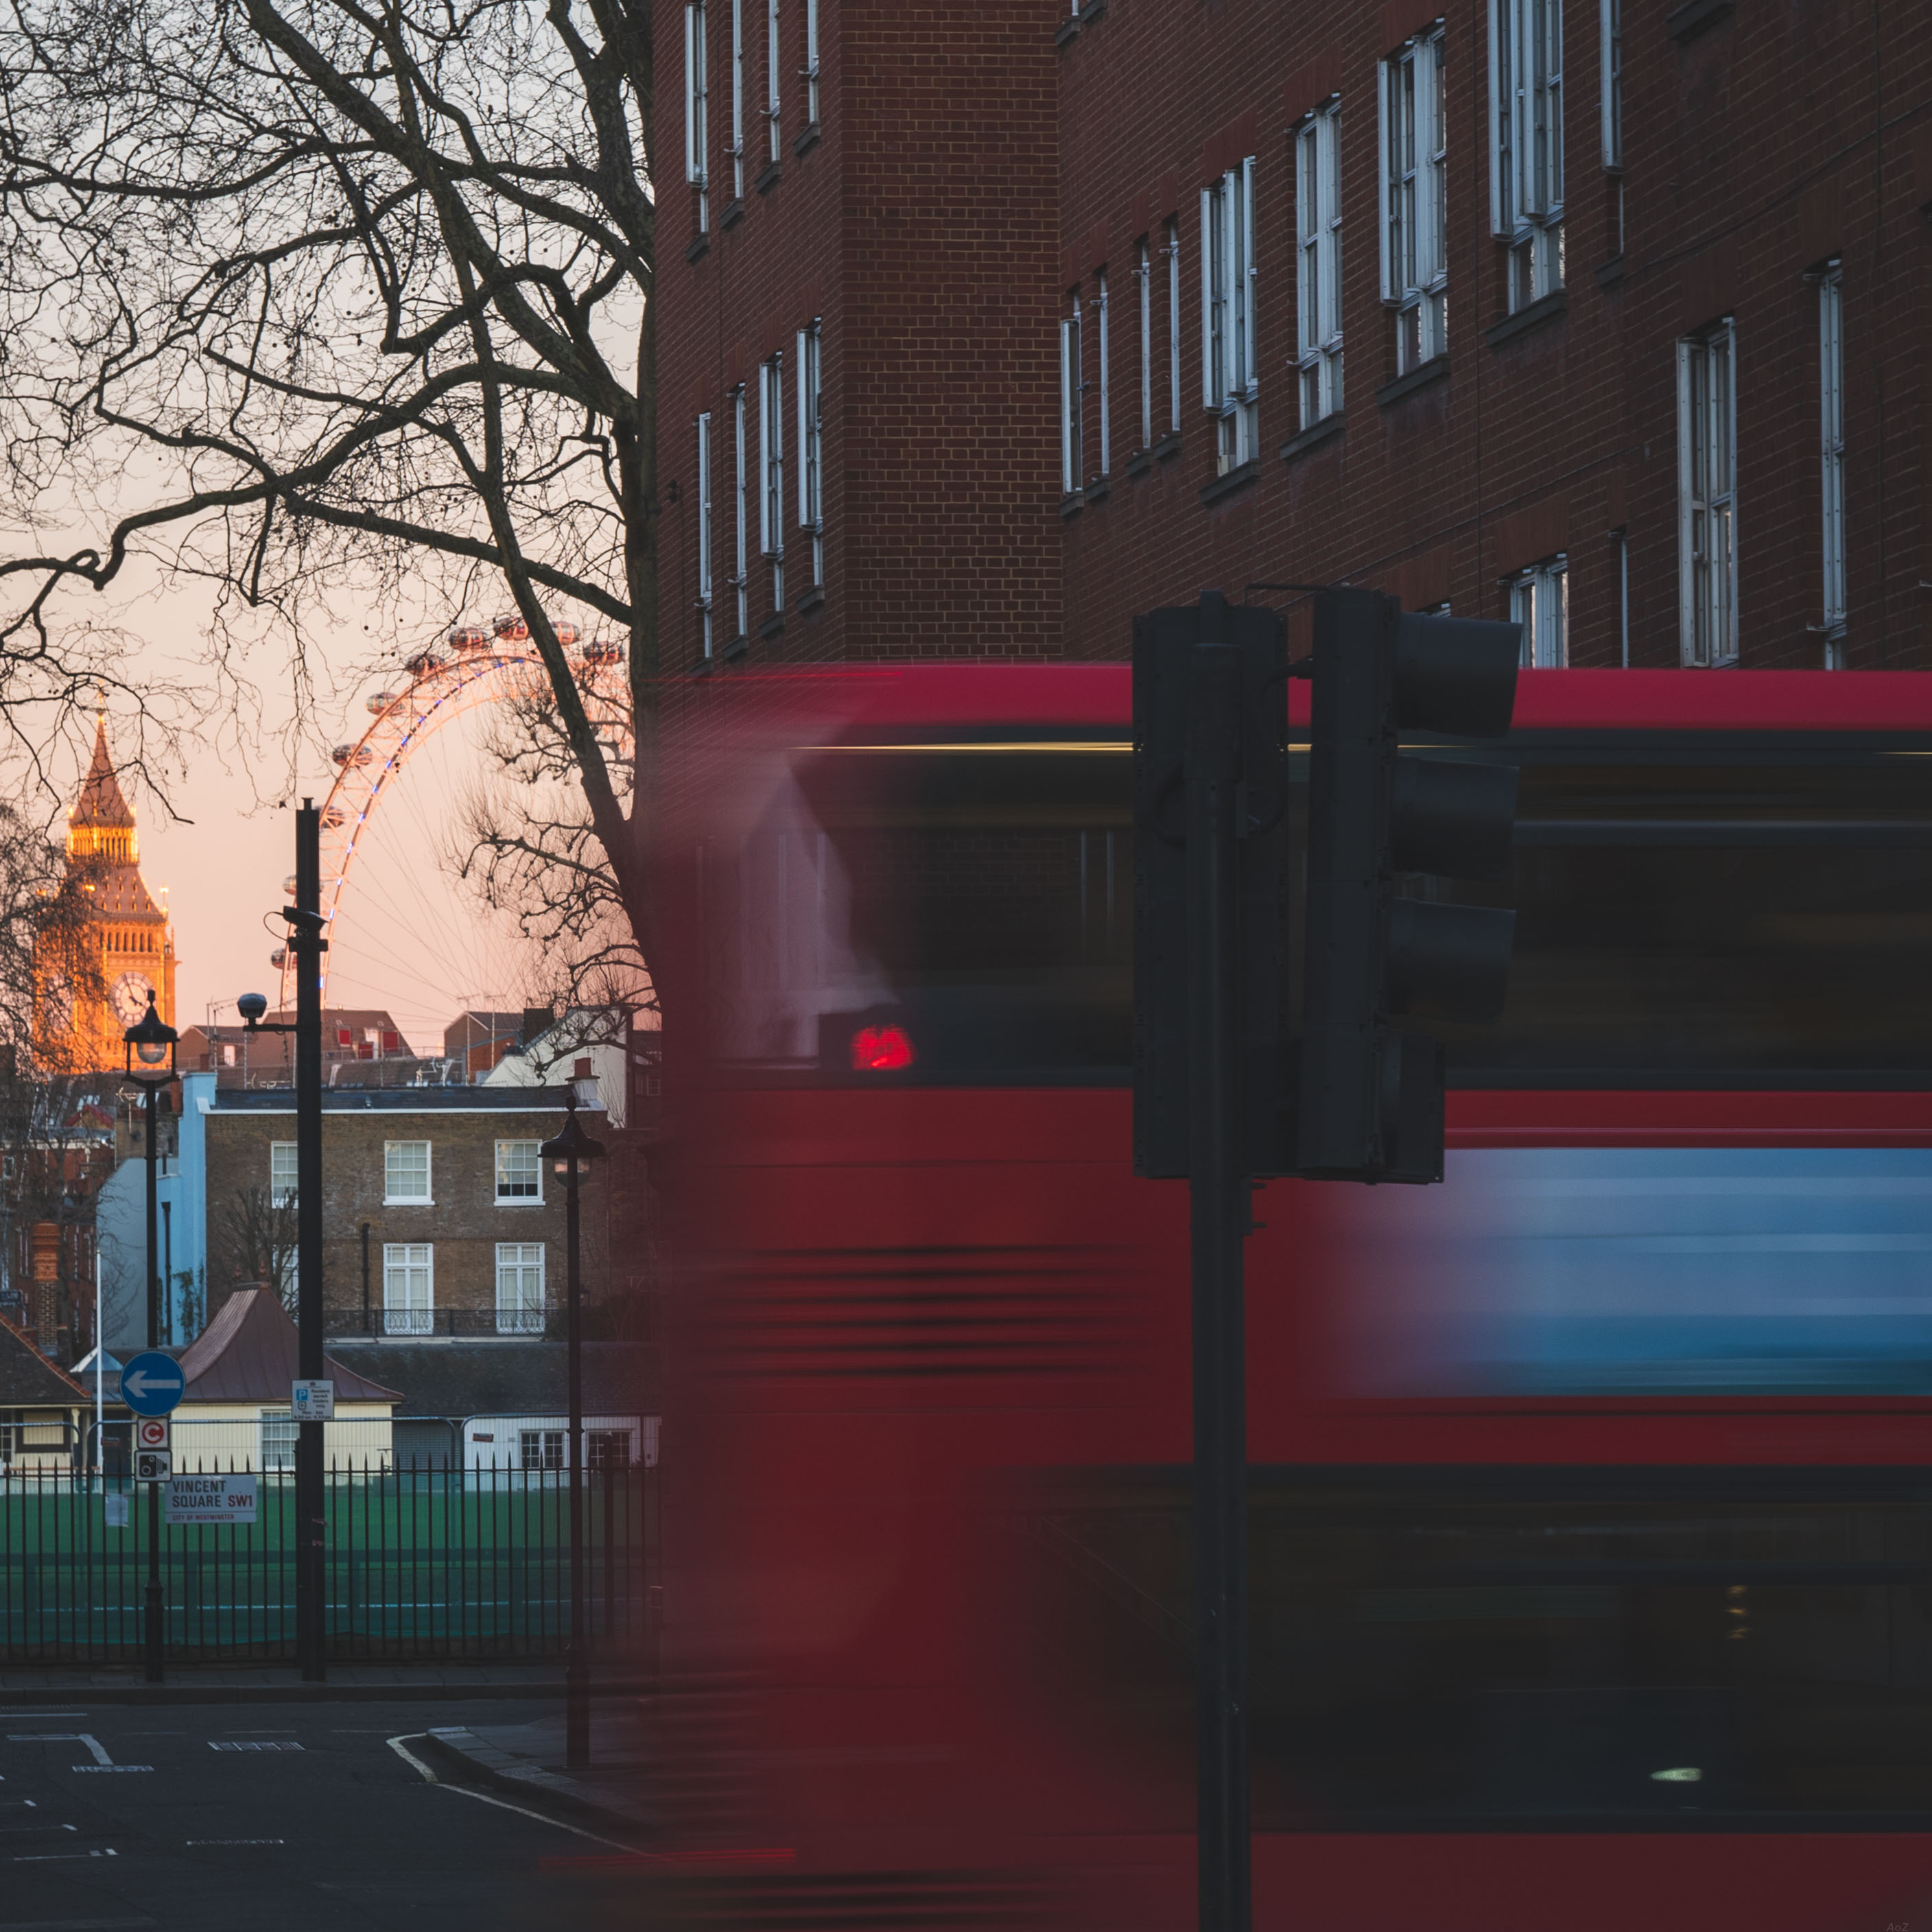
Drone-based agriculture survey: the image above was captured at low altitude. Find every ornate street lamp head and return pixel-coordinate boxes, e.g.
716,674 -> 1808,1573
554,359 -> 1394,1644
540,1086 -> 606,1176
123,990 -> 178,1086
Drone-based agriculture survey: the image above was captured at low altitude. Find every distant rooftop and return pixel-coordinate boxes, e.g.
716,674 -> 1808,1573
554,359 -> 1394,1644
208,1083 -> 598,1114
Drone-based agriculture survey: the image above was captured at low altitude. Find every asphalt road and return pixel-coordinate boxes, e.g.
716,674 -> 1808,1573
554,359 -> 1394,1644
0,1696 -> 646,1931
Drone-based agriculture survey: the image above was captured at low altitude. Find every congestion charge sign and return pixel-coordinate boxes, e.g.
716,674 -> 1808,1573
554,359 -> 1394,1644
164,1474 -> 258,1527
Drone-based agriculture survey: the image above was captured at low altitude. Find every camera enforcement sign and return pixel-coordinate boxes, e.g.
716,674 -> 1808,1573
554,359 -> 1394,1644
165,1474 -> 259,1527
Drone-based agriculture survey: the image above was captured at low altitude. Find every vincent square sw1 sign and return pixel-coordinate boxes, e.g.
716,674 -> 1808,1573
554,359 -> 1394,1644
165,1474 -> 259,1527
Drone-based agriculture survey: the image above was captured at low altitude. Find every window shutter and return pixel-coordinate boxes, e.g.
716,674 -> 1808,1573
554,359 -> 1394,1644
685,3 -> 705,185
1487,0 -> 1507,234
796,329 -> 810,528
1199,187 -> 1216,410
1378,58 -> 1394,305
1675,337 -> 1697,667
1240,158 -> 1258,398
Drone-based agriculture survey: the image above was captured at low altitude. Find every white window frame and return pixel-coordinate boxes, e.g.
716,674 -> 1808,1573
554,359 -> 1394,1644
759,353 -> 785,609
796,320 -> 823,589
766,0 -> 781,163
1677,317 -> 1739,668
1134,237 -> 1153,451
381,1242 -> 434,1336
1202,157 -> 1259,471
269,1141 -> 297,1208
803,0 -> 820,126
1599,0 -> 1622,168
1490,0 -> 1564,311
1819,261 -> 1846,662
1166,217 -> 1182,436
729,0 -> 746,200
495,1242 -> 546,1335
1094,270 -> 1111,480
696,410 -> 714,658
383,1139 -> 432,1206
495,1138 -> 543,1204
731,382 -> 749,641
1509,554 -> 1569,666
684,1 -> 709,231
521,1428 -> 566,1472
259,1407 -> 297,1470
1296,108 -> 1343,429
1060,286 -> 1083,495
1381,27 -> 1448,376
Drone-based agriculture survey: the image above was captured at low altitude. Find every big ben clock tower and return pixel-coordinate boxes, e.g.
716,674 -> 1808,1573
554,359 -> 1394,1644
43,720 -> 178,1072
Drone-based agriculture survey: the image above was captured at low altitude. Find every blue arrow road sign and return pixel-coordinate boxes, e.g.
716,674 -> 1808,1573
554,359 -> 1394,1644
119,1351 -> 186,1417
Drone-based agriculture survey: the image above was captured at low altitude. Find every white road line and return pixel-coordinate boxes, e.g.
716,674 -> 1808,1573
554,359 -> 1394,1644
8,1734 -> 110,1766
384,1735 -> 639,1854
0,1822 -> 76,1833
185,1838 -> 286,1846
9,1848 -> 119,1861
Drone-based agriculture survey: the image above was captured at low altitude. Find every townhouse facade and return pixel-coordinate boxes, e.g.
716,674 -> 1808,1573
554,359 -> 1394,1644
657,0 -> 1932,670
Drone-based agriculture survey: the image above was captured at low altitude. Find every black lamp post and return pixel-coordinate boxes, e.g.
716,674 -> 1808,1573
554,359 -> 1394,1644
541,1085 -> 605,1770
123,990 -> 177,1686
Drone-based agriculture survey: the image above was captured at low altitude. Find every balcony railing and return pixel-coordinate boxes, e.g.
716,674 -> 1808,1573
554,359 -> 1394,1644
322,1306 -> 563,1341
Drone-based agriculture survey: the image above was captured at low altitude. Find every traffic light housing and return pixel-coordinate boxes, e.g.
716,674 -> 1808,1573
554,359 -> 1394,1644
1133,592 -> 1289,1178
1296,588 -> 1520,1183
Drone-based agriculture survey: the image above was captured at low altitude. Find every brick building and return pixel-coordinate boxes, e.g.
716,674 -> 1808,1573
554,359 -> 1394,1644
201,1086 -> 612,1339
658,0 -> 1932,670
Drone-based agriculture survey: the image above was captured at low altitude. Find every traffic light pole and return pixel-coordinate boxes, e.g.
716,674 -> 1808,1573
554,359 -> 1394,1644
292,803 -> 326,1683
1186,642 -> 1250,1932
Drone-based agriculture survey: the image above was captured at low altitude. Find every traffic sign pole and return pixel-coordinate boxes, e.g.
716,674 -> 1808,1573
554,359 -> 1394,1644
143,1085 -> 163,1685
292,804 -> 327,1684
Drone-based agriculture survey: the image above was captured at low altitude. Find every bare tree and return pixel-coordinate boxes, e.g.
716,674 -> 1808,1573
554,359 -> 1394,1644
0,0 -> 659,962
217,1183 -> 300,1313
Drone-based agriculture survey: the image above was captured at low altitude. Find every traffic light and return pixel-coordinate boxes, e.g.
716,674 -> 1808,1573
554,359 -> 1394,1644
1133,591 -> 1289,1179
1296,587 -> 1520,1183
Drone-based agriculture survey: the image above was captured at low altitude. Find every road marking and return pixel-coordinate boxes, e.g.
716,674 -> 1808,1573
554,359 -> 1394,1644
384,1734 -> 641,1854
185,1838 -> 287,1846
9,1734 -> 109,1765
9,1848 -> 119,1861
209,1741 -> 303,1752
0,1918 -> 156,1930
0,1712 -> 87,1720
0,1823 -> 76,1833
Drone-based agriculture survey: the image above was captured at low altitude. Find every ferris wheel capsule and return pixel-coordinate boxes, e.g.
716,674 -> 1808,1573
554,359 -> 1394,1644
581,638 -> 625,665
493,611 -> 529,644
320,805 -> 347,830
447,622 -> 491,652
269,945 -> 287,969
366,690 -> 398,715
332,742 -> 374,768
403,650 -> 443,679
551,620 -> 580,649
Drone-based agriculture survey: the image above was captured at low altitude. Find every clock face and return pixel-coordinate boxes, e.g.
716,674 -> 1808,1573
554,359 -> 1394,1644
110,971 -> 156,1027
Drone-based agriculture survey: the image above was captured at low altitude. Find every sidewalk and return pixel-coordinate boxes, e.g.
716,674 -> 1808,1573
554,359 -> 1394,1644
0,1659 -> 591,1706
421,1700 -> 657,1833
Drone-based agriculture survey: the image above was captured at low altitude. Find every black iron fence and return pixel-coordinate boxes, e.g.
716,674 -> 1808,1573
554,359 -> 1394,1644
0,1448 -> 657,1664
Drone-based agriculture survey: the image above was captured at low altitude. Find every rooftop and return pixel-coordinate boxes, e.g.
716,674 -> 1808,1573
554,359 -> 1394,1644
207,1083 -> 598,1114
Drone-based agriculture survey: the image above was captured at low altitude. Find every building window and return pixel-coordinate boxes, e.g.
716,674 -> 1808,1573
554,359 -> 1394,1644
1491,0 -> 1564,311
384,1140 -> 432,1205
796,320 -> 823,590
1382,27 -> 1448,375
589,1429 -> 631,1472
731,383 -> 749,642
1600,0 -> 1622,167
759,353 -> 785,610
766,0 -> 781,162
495,1139 -> 541,1203
1166,217 -> 1182,436
684,1 -> 709,231
269,1141 -> 297,1208
1508,554 -> 1569,666
1677,318 -> 1738,668
1133,237 -> 1153,452
729,0 -> 746,200
1295,111 -> 1343,429
1060,286 -> 1083,495
1094,270 -> 1111,480
803,0 -> 820,126
520,1428 -> 565,1472
1612,526 -> 1630,666
696,410 -> 714,659
1819,261 -> 1846,665
381,1242 -> 434,1336
1203,156 -> 1259,470
495,1242 -> 546,1334
259,1408 -> 296,1470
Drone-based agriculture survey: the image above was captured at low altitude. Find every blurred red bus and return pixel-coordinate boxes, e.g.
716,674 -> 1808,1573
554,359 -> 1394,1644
653,665 -> 1932,1931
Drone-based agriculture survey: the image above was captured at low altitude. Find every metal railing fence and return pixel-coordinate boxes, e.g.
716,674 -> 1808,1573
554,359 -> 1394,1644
0,1441 -> 657,1664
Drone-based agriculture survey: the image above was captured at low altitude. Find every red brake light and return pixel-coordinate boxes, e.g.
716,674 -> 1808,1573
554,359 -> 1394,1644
850,1024 -> 915,1072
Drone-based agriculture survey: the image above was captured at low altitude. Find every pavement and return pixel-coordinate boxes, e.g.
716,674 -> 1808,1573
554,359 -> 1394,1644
0,1662 -> 580,1706
419,1701 -> 659,1832
0,1690 -> 656,1930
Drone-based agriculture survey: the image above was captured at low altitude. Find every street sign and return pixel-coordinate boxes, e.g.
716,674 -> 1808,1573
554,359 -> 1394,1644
133,1449 -> 172,1483
120,1351 -> 187,1417
291,1379 -> 334,1422
134,1417 -> 169,1452
165,1474 -> 257,1527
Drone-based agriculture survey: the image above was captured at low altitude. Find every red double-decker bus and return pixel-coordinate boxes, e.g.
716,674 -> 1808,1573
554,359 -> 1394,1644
654,665 -> 1932,1931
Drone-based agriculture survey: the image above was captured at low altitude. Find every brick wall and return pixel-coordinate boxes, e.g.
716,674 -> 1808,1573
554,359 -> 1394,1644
203,1105 -> 611,1323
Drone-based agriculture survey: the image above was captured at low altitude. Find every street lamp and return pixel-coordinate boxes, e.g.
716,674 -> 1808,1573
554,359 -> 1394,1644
122,990 -> 177,1686
541,1085 -> 605,1771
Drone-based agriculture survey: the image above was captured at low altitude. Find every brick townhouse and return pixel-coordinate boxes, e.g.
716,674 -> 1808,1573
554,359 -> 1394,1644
201,1087 -> 611,1339
658,0 -> 1932,670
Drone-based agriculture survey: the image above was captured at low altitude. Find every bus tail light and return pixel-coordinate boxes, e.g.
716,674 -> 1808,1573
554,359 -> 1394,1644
850,1024 -> 915,1072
